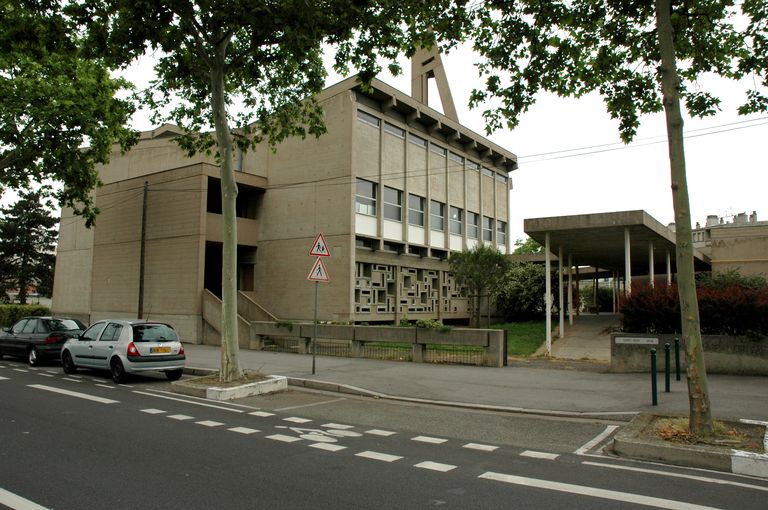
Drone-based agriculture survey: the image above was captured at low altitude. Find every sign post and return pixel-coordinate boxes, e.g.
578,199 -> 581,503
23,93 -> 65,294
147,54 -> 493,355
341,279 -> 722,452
307,234 -> 330,374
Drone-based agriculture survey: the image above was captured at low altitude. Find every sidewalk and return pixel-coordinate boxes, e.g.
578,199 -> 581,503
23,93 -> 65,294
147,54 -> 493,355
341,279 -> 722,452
183,344 -> 768,422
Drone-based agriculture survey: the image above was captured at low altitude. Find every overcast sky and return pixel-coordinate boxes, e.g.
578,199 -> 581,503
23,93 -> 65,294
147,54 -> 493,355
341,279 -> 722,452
124,45 -> 767,244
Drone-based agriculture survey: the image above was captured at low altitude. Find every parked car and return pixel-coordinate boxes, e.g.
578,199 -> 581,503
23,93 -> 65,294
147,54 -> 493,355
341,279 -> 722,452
0,316 -> 86,366
61,319 -> 185,383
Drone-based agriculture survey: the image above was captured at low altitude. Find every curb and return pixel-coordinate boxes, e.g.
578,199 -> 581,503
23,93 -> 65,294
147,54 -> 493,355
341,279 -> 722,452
287,376 -> 638,421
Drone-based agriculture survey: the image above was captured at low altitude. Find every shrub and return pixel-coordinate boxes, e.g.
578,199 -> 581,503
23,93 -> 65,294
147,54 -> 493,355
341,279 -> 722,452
398,317 -> 411,327
416,318 -> 451,333
0,304 -> 50,327
497,262 -> 548,321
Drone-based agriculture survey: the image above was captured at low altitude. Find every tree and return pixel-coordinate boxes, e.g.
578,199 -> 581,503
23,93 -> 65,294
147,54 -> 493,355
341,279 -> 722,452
470,0 -> 767,434
0,186 -> 58,304
70,0 -> 470,382
497,262 -> 546,322
0,0 -> 137,226
513,237 -> 542,254
449,244 -> 510,327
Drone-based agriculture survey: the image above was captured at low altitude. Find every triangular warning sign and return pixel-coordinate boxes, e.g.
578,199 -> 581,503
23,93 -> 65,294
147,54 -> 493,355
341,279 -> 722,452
307,257 -> 330,282
309,233 -> 331,257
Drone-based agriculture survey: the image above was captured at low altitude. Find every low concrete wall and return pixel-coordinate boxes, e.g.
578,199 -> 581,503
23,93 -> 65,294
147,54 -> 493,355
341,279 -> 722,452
610,333 -> 768,375
249,322 -> 505,367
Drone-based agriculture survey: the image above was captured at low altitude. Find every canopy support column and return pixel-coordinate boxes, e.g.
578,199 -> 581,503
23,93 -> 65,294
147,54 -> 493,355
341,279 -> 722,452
545,233 -> 552,356
558,245 -> 565,339
568,254 -> 573,326
649,241 -> 655,287
624,227 -> 632,295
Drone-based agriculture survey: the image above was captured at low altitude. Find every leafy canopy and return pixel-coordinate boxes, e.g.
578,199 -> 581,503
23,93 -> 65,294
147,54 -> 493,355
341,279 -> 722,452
0,0 -> 137,226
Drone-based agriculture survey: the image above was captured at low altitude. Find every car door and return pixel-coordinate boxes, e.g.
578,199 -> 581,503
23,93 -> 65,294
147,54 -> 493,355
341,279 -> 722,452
0,319 -> 27,355
91,322 -> 123,369
69,322 -> 108,368
15,319 -> 39,356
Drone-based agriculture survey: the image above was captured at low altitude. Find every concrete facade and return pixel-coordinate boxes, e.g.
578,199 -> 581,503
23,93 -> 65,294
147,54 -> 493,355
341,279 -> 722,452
692,212 -> 768,277
52,77 -> 517,343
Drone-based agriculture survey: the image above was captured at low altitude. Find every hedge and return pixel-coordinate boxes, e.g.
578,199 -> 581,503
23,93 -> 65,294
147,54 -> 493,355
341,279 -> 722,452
0,305 -> 50,328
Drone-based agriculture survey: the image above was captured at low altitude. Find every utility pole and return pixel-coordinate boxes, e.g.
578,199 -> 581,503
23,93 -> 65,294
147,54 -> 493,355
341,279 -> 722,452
138,181 -> 148,319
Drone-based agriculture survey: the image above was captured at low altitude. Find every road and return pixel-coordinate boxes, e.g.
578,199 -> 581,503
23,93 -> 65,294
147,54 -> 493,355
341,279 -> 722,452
1,359 -> 767,509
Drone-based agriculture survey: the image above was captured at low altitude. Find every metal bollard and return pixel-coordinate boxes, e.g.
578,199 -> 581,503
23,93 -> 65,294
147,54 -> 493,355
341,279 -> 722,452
651,348 -> 658,406
674,338 -> 681,381
664,343 -> 671,393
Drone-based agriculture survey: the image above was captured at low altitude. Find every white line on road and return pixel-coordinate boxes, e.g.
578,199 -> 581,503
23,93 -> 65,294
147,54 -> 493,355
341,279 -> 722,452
141,408 -> 166,415
582,461 -> 768,493
0,376 -> 8,381
521,450 -> 560,460
411,436 -> 448,444
13,369 -> 28,373
574,425 -> 619,455
414,461 -> 457,472
36,373 -> 53,378
365,429 -> 396,437
463,443 -> 498,452
228,427 -> 259,434
249,411 -> 275,417
0,487 -> 49,510
273,398 -> 346,412
168,414 -> 195,421
478,471 -> 722,510
95,384 -> 116,389
27,384 -> 118,404
283,417 -> 312,424
267,434 -> 302,443
61,378 -> 82,383
355,451 -> 403,463
321,423 -> 354,430
196,420 -> 224,427
310,443 -> 346,452
132,390 -> 244,413
147,390 -> 262,410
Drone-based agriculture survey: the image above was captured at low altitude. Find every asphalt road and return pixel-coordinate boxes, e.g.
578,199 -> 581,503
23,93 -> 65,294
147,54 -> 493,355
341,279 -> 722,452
1,360 -> 767,510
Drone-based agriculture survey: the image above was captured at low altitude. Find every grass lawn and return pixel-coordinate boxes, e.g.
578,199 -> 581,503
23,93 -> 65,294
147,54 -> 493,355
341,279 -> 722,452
492,321 -> 546,357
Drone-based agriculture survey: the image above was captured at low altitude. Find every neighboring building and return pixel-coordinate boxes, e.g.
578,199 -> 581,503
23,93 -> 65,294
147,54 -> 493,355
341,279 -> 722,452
692,212 -> 768,277
52,74 -> 517,343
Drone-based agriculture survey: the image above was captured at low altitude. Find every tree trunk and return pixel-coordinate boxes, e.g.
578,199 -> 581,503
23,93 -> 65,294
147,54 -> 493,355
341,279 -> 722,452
654,0 -> 713,435
210,40 -> 243,383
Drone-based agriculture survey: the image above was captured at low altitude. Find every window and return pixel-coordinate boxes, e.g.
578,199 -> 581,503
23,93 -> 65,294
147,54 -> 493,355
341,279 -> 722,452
449,206 -> 463,235
22,320 -> 37,334
467,212 -> 479,239
408,194 -> 425,226
133,323 -> 178,342
449,152 -> 465,164
430,200 -> 445,231
383,186 -> 402,221
383,241 -> 403,253
384,122 -> 405,138
408,133 -> 427,148
357,110 -> 380,127
11,320 -> 28,335
82,322 -> 107,342
483,216 -> 494,242
430,144 -> 447,157
355,178 -> 377,216
482,167 -> 495,178
496,173 -> 508,184
497,221 -> 507,245
467,160 -> 480,171
101,323 -> 123,342
356,237 -> 375,249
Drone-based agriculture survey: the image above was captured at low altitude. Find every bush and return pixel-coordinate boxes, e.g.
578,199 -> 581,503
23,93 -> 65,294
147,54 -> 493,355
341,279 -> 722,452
0,304 -> 50,327
497,263 -> 548,321
580,284 -> 613,312
416,318 -> 451,333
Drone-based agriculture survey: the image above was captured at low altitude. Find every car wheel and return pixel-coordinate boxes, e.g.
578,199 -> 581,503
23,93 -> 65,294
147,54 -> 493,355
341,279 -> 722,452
110,358 -> 127,384
62,351 -> 77,374
28,347 -> 40,366
165,369 -> 183,381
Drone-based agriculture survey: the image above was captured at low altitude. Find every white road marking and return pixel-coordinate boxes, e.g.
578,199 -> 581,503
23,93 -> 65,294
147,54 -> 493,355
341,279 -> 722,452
27,384 -> 119,404
0,376 -> 8,381
13,369 -> 28,373
132,390 -> 244,413
196,420 -> 224,427
321,423 -> 354,430
356,451 -> 403,463
147,390 -> 261,410
95,384 -> 115,389
62,378 -> 82,383
283,417 -> 312,424
479,471 -> 721,510
36,373 -> 54,378
91,378 -> 102,383
0,487 -> 49,510
415,461 -> 457,472
582,461 -> 768,493
168,414 -> 195,421
463,443 -> 498,452
411,436 -> 448,444
66,375 -> 82,379
521,450 -> 560,460
249,411 -> 275,417
267,434 -> 302,443
365,429 -> 396,437
310,443 -> 347,452
574,425 -> 619,455
228,427 -> 259,434
141,408 -> 166,415
44,371 -> 58,375
274,398 -> 346,412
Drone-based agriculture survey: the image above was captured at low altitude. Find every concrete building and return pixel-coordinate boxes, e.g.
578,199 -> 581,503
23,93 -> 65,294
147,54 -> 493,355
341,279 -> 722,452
52,73 -> 517,344
692,212 -> 768,277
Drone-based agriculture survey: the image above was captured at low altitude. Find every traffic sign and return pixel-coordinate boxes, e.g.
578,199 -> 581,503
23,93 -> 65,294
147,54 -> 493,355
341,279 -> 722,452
309,233 -> 331,257
307,257 -> 330,282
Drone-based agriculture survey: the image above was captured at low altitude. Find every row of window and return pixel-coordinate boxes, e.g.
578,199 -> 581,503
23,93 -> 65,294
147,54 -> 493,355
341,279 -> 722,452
356,178 -> 507,244
357,110 -> 509,185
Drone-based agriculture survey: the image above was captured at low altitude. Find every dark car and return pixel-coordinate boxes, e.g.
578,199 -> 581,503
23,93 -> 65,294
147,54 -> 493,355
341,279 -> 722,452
0,316 -> 86,366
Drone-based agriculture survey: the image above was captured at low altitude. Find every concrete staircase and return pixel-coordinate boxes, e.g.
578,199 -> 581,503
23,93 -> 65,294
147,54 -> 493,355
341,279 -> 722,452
201,290 -> 279,347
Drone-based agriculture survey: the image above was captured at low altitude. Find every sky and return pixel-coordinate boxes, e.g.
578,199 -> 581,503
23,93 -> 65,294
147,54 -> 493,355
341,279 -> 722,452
123,45 -> 768,244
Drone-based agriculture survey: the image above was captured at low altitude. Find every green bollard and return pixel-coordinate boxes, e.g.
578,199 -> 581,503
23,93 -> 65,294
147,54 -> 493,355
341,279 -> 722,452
664,343 -> 671,393
651,348 -> 658,406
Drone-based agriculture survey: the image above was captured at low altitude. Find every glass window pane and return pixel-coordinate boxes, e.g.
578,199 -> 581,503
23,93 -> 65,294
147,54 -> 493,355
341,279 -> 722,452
408,194 -> 424,226
356,179 -> 377,216
357,110 -> 380,127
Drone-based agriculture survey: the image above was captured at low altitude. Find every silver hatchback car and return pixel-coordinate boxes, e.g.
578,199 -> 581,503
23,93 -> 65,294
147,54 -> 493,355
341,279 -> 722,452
61,319 -> 185,383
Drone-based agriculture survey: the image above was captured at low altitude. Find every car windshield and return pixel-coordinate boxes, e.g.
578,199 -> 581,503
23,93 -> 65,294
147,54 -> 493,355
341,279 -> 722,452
46,319 -> 83,331
132,324 -> 178,342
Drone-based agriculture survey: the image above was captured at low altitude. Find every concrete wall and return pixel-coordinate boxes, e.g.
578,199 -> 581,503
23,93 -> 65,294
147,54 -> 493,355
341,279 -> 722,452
709,224 -> 768,277
610,333 -> 768,375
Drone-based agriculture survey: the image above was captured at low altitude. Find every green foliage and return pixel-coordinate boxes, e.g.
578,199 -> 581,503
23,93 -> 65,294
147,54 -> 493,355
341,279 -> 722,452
398,317 -> 412,327
697,269 -> 768,290
416,319 -> 451,333
276,320 -> 294,332
449,244 -> 511,326
0,304 -> 49,328
512,237 -> 542,254
0,187 -> 58,303
496,263 -> 546,321
579,284 -> 613,313
1,1 -> 137,226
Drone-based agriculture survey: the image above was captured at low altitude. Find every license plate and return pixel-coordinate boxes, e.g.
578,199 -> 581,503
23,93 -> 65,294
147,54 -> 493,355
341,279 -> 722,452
150,346 -> 171,354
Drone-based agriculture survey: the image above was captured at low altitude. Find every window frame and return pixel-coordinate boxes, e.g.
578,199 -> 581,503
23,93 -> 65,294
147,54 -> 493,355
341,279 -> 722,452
483,216 -> 494,242
355,178 -> 377,217
430,200 -> 445,232
408,193 -> 425,227
449,206 -> 463,235
383,186 -> 402,221
467,212 -> 479,239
